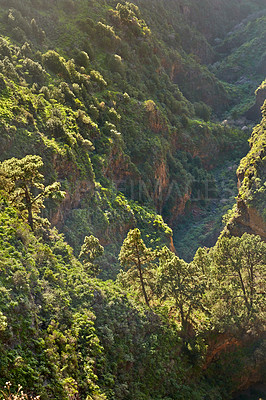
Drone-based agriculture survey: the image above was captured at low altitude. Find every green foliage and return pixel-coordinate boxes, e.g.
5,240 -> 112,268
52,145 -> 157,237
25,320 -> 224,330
0,0 -> 256,272
114,2 -> 150,37
0,199 -> 107,400
156,247 -> 206,337
194,102 -> 211,122
0,155 -> 65,231
0,382 -> 40,399
190,233 -> 266,334
43,51 -> 68,78
79,235 -> 104,277
237,101 -> 266,213
213,233 -> 266,324
75,51 -> 90,69
118,228 -> 156,307
0,2 -> 265,399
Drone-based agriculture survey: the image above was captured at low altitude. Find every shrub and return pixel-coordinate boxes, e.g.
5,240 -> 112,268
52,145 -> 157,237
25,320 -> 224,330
7,8 -> 31,36
21,42 -> 32,57
108,54 -> 124,74
96,22 -> 116,40
115,2 -> 150,37
80,40 -> 94,61
59,82 -> 76,105
65,59 -> 81,83
22,58 -> 46,83
90,70 -> 107,89
30,18 -> 46,43
181,114 -> 189,127
11,27 -> 26,43
75,50 -> 90,68
0,74 -> 7,91
39,85 -> 50,100
194,101 -> 211,122
95,22 -> 120,50
88,105 -> 99,120
42,50 -> 69,79
0,39 -> 12,59
0,382 -> 40,399
1,57 -> 18,81
77,17 -> 95,35
107,107 -> 121,124
76,109 -> 100,139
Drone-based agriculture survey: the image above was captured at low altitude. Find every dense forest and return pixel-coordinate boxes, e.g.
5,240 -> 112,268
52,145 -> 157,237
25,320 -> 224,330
0,0 -> 265,399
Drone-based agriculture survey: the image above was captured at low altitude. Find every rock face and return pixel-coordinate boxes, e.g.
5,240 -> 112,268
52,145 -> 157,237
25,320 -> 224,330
204,332 -> 266,395
246,81 -> 266,121
226,97 -> 266,240
50,153 -> 95,229
228,199 -> 266,241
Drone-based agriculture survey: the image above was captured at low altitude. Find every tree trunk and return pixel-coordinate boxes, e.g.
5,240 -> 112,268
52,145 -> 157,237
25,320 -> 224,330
24,185 -> 34,231
238,270 -> 250,314
138,262 -> 150,307
134,238 -> 150,308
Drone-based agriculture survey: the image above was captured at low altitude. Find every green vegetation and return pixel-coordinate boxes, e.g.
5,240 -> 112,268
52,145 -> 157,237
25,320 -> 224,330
0,155 -> 65,231
0,188 -> 265,399
0,0 -> 262,265
0,0 -> 265,399
237,101 -> 266,213
118,228 -> 157,307
79,235 -> 104,277
225,99 -> 266,238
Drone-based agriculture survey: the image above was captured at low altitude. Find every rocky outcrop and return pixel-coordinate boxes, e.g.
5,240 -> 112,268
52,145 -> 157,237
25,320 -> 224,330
204,332 -> 266,395
227,199 -> 266,241
145,99 -> 168,134
226,97 -> 266,240
51,179 -> 94,228
50,153 -> 95,228
153,158 -> 170,212
167,191 -> 191,225
104,143 -> 137,190
246,81 -> 266,121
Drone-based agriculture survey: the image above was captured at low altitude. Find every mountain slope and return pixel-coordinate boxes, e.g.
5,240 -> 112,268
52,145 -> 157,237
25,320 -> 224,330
0,1 -> 265,399
1,0 -> 263,272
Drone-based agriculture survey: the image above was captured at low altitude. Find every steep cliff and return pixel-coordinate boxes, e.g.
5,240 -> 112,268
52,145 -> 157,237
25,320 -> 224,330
226,97 -> 266,239
246,80 -> 266,120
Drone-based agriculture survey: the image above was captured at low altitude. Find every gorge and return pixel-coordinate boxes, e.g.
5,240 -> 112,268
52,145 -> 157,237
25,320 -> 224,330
0,1 -> 265,399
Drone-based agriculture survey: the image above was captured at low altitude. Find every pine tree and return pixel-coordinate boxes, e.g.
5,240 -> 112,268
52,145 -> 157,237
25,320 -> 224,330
79,235 -> 104,277
214,233 -> 266,317
118,228 -> 156,307
157,247 -> 206,337
0,155 -> 65,231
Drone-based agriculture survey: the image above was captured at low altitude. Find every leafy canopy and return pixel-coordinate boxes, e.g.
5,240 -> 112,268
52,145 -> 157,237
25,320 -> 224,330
0,155 -> 65,231
79,235 -> 104,277
118,228 -> 156,307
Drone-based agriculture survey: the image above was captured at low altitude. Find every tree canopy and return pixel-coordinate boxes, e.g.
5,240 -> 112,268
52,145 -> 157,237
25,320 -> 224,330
79,235 -> 104,277
0,155 -> 65,231
118,228 -> 156,307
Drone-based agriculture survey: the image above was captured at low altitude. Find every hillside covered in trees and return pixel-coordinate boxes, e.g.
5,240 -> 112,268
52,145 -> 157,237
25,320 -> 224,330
0,0 -> 265,399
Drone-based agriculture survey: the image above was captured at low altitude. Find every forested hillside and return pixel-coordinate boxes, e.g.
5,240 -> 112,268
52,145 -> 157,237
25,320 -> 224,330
0,0 -> 265,399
